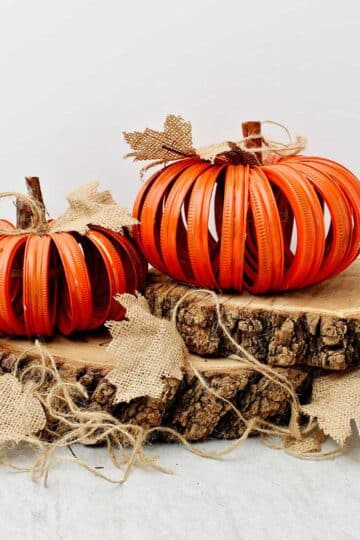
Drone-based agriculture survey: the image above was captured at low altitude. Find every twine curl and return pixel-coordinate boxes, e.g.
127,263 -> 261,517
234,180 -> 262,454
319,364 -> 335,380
0,192 -> 48,236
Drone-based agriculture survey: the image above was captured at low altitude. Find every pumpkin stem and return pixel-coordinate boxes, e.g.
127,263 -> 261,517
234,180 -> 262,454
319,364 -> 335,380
241,121 -> 263,165
17,177 -> 47,231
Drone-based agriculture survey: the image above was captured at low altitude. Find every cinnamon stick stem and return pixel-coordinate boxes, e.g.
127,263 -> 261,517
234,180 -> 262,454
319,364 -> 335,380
242,121 -> 263,165
16,177 -> 46,229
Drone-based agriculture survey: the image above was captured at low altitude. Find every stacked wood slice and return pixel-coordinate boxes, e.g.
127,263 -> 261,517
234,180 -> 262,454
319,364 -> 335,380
1,262 -> 358,442
142,262 -> 360,440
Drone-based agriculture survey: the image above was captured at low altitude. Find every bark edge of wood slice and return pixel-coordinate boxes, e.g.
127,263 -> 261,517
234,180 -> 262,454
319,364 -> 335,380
0,332 -> 315,442
144,261 -> 360,370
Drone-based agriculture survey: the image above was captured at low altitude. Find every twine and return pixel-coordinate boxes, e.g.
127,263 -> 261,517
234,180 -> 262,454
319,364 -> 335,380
0,289 -> 353,485
0,182 -> 137,237
197,121 -> 306,164
0,326 -> 339,487
171,289 -> 302,441
10,342 -> 170,485
0,192 -> 48,235
124,116 -> 307,175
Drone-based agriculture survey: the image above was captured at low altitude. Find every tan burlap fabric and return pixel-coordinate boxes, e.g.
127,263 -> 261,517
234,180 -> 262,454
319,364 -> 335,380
0,374 -> 45,443
49,181 -> 138,234
105,293 -> 185,403
197,134 -> 306,163
302,371 -> 360,446
0,182 -> 137,237
0,179 -> 358,481
103,289 -> 360,454
284,433 -> 322,454
124,114 -> 195,163
0,301 -> 358,484
124,115 -> 307,170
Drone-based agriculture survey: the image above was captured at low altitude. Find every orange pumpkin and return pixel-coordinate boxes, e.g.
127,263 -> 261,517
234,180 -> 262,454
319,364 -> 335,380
133,153 -> 360,294
0,190 -> 147,337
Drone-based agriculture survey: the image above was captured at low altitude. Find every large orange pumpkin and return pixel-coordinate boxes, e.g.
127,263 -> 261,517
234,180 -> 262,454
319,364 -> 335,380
0,186 -> 147,337
133,150 -> 360,294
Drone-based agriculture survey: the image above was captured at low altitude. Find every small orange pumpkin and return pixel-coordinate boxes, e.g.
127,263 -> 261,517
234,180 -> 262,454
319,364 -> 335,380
0,181 -> 147,337
132,121 -> 360,293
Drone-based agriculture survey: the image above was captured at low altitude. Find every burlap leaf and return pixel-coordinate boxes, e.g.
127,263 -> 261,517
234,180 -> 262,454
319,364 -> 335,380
124,115 -> 307,169
49,181 -> 138,235
198,141 -> 259,165
196,136 -> 307,164
124,114 -> 195,163
197,141 -> 233,163
0,374 -> 46,443
105,293 -> 185,403
302,371 -> 360,446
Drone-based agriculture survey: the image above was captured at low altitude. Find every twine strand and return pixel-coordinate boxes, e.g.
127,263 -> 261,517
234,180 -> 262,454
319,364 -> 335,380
171,289 -> 302,437
0,192 -> 48,235
0,294 -> 344,486
124,116 -> 307,174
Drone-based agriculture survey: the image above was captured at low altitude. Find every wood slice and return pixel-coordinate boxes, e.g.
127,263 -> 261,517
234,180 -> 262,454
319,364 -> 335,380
144,262 -> 360,370
0,332 -> 314,442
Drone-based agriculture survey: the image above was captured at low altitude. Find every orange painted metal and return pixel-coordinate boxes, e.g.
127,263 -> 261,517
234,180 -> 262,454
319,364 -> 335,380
133,156 -> 360,293
0,235 -> 27,334
23,234 -> 57,336
0,225 -> 146,337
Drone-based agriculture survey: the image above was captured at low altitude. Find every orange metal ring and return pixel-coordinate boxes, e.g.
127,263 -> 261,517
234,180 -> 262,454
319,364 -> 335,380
282,161 -> 353,283
99,228 -> 144,293
187,165 -> 225,288
50,232 -> 93,335
296,157 -> 360,269
136,158 -> 199,274
117,233 -> 148,289
84,231 -> 126,326
218,165 -> 250,290
133,155 -> 360,294
262,164 -> 325,289
160,161 -> 211,282
250,167 -> 285,292
0,235 -> 27,334
23,234 -> 57,336
132,168 -> 163,253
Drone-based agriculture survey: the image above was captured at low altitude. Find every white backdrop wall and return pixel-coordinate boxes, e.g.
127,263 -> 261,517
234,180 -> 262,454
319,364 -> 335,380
0,0 -> 359,221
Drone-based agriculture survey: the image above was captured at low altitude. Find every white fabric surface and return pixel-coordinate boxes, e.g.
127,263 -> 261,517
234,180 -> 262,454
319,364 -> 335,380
2,436 -> 360,540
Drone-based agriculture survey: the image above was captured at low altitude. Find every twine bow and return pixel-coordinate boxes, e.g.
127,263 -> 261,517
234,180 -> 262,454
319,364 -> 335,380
0,182 -> 137,236
124,115 -> 307,175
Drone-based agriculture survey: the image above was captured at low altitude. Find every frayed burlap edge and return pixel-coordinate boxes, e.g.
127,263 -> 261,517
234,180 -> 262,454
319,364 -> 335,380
49,181 -> 138,235
124,115 -> 307,174
105,293 -> 185,403
0,182 -> 138,236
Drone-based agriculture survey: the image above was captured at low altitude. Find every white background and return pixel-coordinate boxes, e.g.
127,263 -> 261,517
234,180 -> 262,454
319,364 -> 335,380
0,1 -> 359,539
0,0 -> 359,218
